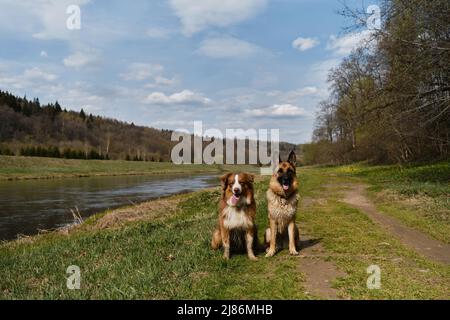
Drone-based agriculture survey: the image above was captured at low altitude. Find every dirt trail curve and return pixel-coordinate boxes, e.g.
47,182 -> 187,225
342,184 -> 450,265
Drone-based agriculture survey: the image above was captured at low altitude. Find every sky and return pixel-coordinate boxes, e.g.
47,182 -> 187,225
0,0 -> 375,144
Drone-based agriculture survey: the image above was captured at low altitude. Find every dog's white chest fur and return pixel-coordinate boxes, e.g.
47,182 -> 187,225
223,206 -> 253,230
267,189 -> 298,233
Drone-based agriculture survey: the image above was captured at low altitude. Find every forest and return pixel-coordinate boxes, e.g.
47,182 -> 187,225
302,0 -> 450,165
0,90 -> 177,161
0,90 -> 294,163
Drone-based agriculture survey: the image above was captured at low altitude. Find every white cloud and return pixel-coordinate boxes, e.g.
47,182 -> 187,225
2,0 -> 92,40
145,76 -> 180,88
292,37 -> 320,52
168,0 -> 268,36
0,67 -> 58,90
155,76 -> 178,86
122,63 -> 179,88
146,27 -> 174,39
309,58 -> 342,83
271,86 -> 319,99
63,50 -> 99,68
54,84 -> 107,112
292,86 -> 319,96
197,36 -> 261,58
144,90 -> 211,105
327,30 -> 374,56
40,51 -> 48,58
0,0 -> 130,44
262,87 -> 322,106
120,63 -> 164,81
248,104 -> 308,117
23,67 -> 58,82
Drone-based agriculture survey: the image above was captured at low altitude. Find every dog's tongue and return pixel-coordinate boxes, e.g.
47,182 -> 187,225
231,195 -> 240,205
283,184 -> 289,191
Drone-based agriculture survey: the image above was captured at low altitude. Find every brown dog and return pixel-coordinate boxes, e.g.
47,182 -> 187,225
211,173 -> 258,260
265,151 -> 300,257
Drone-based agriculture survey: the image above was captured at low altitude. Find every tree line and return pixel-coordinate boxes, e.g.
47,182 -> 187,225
19,146 -> 109,160
0,90 -> 173,162
0,90 -> 296,163
302,0 -> 449,165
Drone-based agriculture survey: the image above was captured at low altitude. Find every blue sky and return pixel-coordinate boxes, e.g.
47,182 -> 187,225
0,0 -> 375,143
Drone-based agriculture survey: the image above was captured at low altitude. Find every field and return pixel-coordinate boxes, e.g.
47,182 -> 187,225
0,162 -> 449,299
0,155 -> 257,180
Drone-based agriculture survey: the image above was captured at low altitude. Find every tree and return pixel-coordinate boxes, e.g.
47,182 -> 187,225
79,109 -> 86,120
54,101 -> 62,112
305,0 -> 450,165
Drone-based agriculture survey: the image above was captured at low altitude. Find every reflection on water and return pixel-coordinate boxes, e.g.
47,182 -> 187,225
0,174 -> 217,241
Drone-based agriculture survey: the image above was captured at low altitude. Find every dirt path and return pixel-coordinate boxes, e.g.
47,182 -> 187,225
297,197 -> 347,300
342,184 -> 450,265
297,233 -> 347,300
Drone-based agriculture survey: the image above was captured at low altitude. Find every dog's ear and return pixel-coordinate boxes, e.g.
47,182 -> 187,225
220,173 -> 232,191
244,173 -> 254,185
287,150 -> 297,167
279,154 -> 283,164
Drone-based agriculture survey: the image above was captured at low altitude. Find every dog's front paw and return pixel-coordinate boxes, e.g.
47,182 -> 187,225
248,255 -> 258,261
223,253 -> 230,260
265,249 -> 276,258
289,249 -> 299,256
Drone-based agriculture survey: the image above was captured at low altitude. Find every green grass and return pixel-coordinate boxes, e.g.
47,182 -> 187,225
328,162 -> 450,243
0,181 -> 308,299
0,164 -> 449,299
0,155 -> 258,180
332,162 -> 450,196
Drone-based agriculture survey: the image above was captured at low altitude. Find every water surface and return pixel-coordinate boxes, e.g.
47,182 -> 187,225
0,174 -> 217,241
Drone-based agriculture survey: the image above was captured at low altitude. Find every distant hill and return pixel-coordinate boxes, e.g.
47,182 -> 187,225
0,90 -> 174,161
0,90 -> 296,163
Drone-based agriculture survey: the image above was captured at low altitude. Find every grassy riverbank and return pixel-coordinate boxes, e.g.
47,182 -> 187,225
0,162 -> 449,299
0,155 -> 257,180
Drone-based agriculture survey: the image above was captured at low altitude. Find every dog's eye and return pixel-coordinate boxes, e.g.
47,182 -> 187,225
277,169 -> 283,174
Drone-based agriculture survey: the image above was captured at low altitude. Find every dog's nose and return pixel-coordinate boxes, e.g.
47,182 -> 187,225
233,188 -> 241,194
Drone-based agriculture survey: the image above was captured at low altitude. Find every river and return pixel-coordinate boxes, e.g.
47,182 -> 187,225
0,174 -> 217,241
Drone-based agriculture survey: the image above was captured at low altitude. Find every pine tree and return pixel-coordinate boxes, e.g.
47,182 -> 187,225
79,109 -> 86,120
54,101 -> 62,113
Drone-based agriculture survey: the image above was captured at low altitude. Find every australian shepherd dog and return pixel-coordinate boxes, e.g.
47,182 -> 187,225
265,151 -> 300,257
211,173 -> 258,260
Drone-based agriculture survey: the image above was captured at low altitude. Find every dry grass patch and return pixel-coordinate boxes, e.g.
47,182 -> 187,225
93,197 -> 182,230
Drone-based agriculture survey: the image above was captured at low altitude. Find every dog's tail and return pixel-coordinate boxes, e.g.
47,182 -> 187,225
211,228 -> 222,250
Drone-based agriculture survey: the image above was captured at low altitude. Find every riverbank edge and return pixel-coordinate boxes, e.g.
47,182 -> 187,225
0,186 -> 219,248
0,169 -> 224,182
0,155 -> 251,182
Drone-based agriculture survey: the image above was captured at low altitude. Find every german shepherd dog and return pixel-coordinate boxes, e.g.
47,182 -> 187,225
211,173 -> 258,260
265,151 -> 300,257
